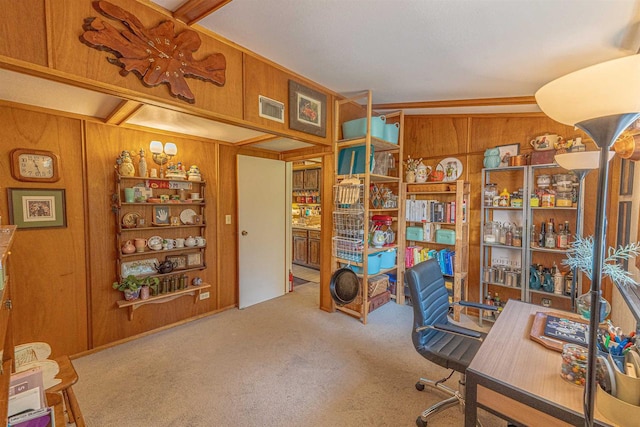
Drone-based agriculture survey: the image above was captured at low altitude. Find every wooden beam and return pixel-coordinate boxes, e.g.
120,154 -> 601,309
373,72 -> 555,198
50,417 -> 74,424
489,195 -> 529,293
173,0 -> 233,26
234,134 -> 279,147
105,100 -> 143,125
280,145 -> 332,162
372,96 -> 537,110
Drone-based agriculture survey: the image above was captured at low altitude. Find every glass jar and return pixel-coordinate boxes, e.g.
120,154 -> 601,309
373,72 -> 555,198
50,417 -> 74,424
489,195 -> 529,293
556,191 -> 572,207
512,226 -> 522,247
484,183 -> 497,206
561,343 -> 588,386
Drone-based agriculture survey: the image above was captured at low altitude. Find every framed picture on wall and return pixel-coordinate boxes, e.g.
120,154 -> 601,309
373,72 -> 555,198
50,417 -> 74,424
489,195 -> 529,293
186,252 -> 203,268
288,80 -> 327,137
7,188 -> 67,229
497,143 -> 520,167
166,255 -> 187,270
153,206 -> 170,225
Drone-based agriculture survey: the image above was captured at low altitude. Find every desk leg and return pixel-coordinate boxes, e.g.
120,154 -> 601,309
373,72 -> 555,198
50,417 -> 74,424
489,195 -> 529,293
465,372 -> 478,427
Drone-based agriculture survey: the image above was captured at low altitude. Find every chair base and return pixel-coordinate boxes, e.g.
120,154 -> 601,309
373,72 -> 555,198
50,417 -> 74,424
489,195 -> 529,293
415,372 -> 477,426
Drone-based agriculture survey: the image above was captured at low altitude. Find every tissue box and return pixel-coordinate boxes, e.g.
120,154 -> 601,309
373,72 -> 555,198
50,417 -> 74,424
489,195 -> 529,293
435,229 -> 456,245
406,226 -> 424,241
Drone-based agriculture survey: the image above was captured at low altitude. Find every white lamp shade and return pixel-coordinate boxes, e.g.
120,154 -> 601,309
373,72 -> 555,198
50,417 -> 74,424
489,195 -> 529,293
554,151 -> 615,171
149,140 -> 163,154
164,142 -> 177,156
535,54 -> 640,125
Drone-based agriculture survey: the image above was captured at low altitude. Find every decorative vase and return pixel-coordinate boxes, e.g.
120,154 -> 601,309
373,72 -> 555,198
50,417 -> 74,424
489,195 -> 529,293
576,293 -> 611,322
405,170 -> 416,183
123,288 -> 141,301
138,149 -> 147,178
140,285 -> 150,300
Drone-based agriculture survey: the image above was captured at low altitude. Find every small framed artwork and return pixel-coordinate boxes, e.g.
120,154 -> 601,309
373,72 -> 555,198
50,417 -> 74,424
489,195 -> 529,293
170,216 -> 180,227
136,217 -> 146,228
186,252 -> 203,268
153,206 -> 170,225
194,214 -> 203,225
166,255 -> 187,270
7,188 -> 66,229
497,143 -> 521,167
288,80 -> 327,137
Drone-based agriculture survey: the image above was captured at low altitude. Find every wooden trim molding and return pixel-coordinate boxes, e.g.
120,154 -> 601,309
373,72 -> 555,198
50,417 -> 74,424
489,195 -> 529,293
373,96 -> 537,110
174,0 -> 234,26
105,100 -> 143,125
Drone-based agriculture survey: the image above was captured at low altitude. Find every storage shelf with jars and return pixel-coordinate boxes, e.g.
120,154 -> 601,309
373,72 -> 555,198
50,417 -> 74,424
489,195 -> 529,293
332,90 -> 404,324
525,163 -> 584,312
479,166 -> 528,325
113,171 -> 208,316
403,180 -> 469,321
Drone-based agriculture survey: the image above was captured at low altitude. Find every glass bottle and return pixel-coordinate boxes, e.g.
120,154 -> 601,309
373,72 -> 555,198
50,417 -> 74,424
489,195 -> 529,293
556,224 -> 565,248
505,225 -> 513,246
530,224 -> 537,248
545,221 -> 556,248
513,226 -> 522,247
564,221 -> 571,246
538,222 -> 546,248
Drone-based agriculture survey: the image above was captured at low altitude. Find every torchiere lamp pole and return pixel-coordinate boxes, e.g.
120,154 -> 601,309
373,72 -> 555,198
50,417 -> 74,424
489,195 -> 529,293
536,54 -> 640,427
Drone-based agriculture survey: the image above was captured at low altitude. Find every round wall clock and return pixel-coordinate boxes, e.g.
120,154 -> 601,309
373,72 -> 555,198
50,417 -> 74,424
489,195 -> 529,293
10,149 -> 60,182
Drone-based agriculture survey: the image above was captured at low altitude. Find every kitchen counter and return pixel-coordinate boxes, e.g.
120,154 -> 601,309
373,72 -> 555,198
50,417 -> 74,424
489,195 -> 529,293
292,224 -> 321,231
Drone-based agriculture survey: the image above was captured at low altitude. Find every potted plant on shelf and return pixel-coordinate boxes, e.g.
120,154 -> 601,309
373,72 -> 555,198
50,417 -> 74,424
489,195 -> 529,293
112,275 -> 144,301
563,236 -> 640,321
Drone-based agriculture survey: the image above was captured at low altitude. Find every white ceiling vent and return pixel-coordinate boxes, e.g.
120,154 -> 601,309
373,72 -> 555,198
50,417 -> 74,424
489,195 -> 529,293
259,95 -> 285,123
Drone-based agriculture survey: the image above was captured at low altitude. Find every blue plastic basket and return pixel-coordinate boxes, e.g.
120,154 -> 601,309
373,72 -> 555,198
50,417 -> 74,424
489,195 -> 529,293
342,116 -> 386,140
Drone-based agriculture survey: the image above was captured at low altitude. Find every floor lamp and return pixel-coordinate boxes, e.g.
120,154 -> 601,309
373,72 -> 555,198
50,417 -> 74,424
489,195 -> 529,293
536,54 -> 640,427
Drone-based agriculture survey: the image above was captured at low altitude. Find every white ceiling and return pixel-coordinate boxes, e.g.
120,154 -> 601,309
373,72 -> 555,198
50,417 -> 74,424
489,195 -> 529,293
175,0 -> 640,114
3,1 -> 640,151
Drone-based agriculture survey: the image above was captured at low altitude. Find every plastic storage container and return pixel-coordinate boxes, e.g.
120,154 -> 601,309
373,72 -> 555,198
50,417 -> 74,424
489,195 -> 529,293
383,122 -> 399,144
342,116 -> 386,140
380,248 -> 396,269
342,252 -> 381,275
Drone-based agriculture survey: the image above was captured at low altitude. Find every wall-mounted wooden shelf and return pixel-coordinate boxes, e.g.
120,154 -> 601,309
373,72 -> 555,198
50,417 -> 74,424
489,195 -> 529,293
116,284 -> 211,320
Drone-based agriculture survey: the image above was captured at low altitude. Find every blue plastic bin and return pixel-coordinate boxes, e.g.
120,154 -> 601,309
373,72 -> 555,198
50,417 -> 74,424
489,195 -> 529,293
342,116 -> 386,140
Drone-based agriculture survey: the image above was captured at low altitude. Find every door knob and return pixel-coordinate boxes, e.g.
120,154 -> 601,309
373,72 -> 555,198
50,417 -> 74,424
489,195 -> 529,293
241,230 -> 248,236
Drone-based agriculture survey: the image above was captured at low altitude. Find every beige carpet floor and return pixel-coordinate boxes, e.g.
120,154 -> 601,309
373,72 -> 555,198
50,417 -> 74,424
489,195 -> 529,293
72,283 -> 507,427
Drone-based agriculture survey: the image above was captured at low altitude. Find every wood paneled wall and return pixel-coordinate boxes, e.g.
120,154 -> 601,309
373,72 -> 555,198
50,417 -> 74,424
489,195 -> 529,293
402,114 -> 620,306
0,106 -> 88,357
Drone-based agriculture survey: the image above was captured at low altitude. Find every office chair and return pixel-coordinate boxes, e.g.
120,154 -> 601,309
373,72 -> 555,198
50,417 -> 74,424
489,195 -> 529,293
405,258 -> 496,427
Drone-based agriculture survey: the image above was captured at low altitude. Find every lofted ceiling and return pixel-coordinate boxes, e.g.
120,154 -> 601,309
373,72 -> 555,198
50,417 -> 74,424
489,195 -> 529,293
2,1 -> 640,153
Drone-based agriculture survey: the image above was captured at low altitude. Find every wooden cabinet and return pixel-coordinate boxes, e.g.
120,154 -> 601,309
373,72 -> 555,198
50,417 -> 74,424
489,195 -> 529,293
303,168 -> 320,190
113,174 -> 210,319
293,170 -> 304,190
0,225 -> 16,425
293,229 -> 308,265
293,228 -> 321,269
308,230 -> 321,268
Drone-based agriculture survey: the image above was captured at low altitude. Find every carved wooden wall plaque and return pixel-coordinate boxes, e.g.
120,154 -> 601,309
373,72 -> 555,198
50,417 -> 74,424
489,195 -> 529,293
80,1 -> 226,103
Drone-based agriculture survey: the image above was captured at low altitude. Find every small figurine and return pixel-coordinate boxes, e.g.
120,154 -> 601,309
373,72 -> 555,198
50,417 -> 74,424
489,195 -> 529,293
117,150 -> 135,176
137,148 -> 148,177
192,276 -> 203,286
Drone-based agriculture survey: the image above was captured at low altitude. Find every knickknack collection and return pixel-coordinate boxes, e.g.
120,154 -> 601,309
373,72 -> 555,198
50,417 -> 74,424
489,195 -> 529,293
112,147 -> 210,320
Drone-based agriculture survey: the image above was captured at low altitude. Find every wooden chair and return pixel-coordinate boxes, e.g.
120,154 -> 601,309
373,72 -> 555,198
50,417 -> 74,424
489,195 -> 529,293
46,355 -> 85,427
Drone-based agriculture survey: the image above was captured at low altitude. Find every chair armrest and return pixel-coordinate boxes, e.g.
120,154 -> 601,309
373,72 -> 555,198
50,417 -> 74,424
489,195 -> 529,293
456,301 -> 498,311
416,323 -> 483,340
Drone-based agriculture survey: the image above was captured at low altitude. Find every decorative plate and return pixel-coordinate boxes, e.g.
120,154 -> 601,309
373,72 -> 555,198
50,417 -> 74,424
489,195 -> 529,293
438,157 -> 463,182
148,236 -> 163,250
122,212 -> 141,229
121,258 -> 158,277
180,208 -> 197,225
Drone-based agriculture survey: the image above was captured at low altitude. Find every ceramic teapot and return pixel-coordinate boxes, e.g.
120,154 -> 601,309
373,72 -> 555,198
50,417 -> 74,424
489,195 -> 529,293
415,163 -> 431,183
185,236 -> 197,247
371,230 -> 388,248
530,134 -> 563,151
154,259 -> 176,274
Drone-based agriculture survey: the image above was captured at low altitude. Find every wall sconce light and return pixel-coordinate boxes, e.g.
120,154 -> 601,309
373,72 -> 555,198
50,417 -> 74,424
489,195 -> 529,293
149,141 -> 177,178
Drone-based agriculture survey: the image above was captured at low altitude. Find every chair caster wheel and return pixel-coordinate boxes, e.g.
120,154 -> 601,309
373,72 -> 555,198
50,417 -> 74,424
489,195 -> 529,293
416,416 -> 427,427
415,382 -> 425,391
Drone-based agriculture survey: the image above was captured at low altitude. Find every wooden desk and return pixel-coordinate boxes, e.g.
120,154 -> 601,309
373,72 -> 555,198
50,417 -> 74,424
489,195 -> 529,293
465,300 -> 613,427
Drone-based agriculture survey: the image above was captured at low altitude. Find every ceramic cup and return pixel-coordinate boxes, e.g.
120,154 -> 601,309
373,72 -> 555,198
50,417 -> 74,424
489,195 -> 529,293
175,238 -> 185,248
190,192 -> 200,200
124,188 -> 135,203
134,238 -> 147,253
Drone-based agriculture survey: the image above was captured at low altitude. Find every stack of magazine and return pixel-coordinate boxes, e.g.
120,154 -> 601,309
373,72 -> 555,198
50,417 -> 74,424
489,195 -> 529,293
8,367 -> 54,426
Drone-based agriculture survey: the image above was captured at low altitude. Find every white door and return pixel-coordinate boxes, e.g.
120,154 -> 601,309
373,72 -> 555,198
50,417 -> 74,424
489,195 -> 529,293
238,155 -> 287,308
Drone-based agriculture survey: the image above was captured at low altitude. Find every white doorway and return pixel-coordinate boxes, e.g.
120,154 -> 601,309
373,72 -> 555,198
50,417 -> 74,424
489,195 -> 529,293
237,155 -> 288,309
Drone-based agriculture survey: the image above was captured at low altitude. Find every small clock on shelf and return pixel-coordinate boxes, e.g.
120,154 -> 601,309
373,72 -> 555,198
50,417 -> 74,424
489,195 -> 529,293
10,149 -> 60,182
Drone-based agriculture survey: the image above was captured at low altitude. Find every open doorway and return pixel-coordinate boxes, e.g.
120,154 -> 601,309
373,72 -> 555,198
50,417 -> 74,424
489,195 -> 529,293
291,158 -> 323,289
